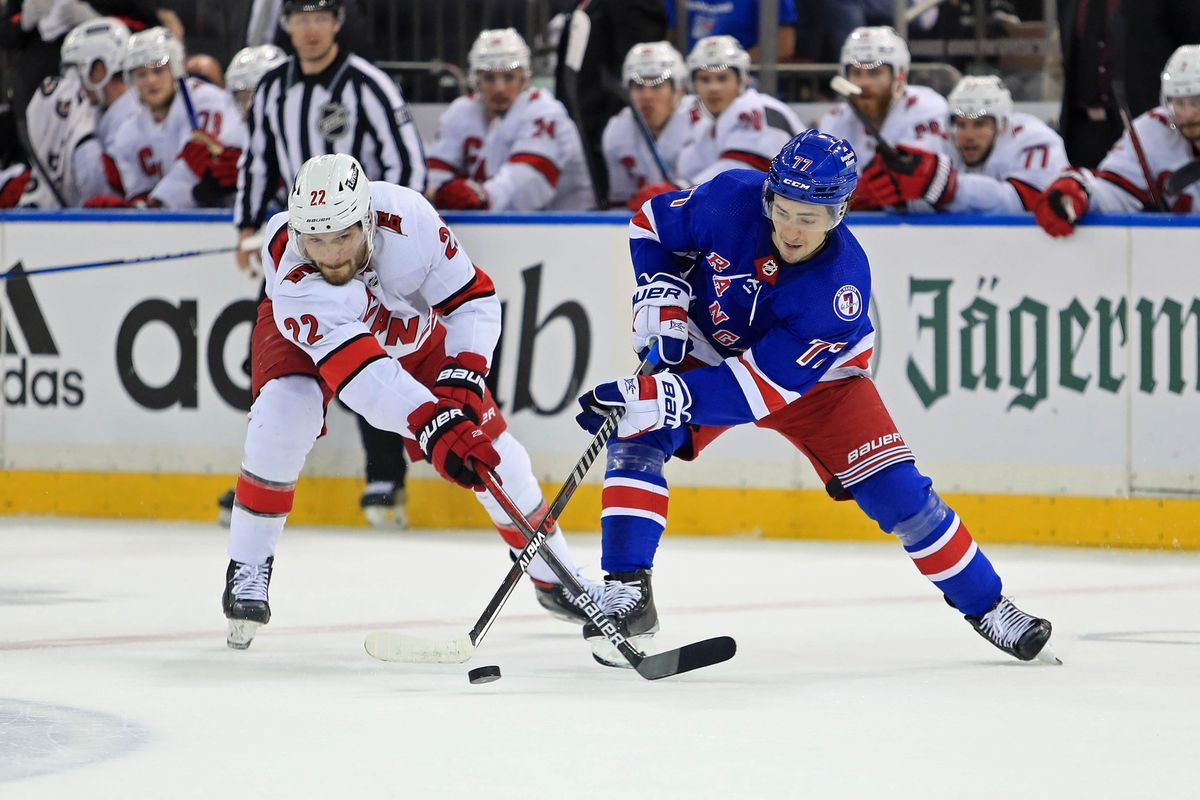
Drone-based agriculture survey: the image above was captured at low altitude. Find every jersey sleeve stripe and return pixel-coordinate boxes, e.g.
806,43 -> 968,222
431,267 -> 497,315
1005,177 -> 1042,210
1096,169 -> 1151,206
725,350 -> 800,420
427,157 -> 462,176
629,203 -> 660,242
508,152 -> 561,187
267,224 -> 289,269
721,150 -> 772,171
316,332 -> 388,394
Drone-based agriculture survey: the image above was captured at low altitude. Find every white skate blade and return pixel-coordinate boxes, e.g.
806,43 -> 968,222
365,632 -> 474,664
590,634 -> 654,669
363,505 -> 407,529
226,619 -> 261,650
1035,644 -> 1063,665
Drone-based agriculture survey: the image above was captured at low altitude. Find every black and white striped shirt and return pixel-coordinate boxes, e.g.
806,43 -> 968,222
235,49 -> 426,230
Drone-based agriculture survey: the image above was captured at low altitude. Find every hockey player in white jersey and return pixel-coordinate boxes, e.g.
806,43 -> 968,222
90,27 -> 246,209
868,76 -> 1068,212
675,35 -> 803,184
601,41 -> 700,209
818,26 -> 953,210
15,17 -> 134,208
222,153 -> 601,649
1036,44 -> 1200,236
225,44 -> 287,118
427,28 -> 594,211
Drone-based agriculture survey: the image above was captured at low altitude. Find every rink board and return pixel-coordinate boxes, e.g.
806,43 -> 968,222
0,210 -> 1197,547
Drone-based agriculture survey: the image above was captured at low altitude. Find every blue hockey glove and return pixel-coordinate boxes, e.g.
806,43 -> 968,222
632,272 -> 690,365
575,372 -> 692,439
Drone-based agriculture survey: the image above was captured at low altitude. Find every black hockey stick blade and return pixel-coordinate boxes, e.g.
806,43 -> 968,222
633,636 -> 738,680
1166,159 -> 1200,195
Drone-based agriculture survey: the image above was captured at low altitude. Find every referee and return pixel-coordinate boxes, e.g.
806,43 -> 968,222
232,0 -> 425,529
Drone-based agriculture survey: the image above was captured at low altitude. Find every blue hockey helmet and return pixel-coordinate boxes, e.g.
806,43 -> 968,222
762,130 -> 858,229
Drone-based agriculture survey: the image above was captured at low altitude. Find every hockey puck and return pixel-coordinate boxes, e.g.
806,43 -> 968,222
467,665 -> 502,684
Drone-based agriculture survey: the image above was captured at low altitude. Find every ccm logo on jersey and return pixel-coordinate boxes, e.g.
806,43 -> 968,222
847,433 -> 904,464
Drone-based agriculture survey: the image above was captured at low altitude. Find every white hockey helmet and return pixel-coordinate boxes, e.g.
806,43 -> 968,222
686,35 -> 750,86
468,28 -> 531,88
124,26 -> 185,80
623,40 -> 688,89
61,17 -> 131,93
947,75 -> 1013,130
226,45 -> 288,93
1162,44 -> 1200,99
840,26 -> 910,80
288,153 -> 375,266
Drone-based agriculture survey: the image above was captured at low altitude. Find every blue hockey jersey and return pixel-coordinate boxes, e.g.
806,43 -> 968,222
629,169 -> 875,426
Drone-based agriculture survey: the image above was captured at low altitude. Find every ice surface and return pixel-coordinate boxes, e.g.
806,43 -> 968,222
2,518 -> 1197,799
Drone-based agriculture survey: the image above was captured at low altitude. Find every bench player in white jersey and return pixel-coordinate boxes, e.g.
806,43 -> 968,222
92,27 -> 247,209
675,35 -> 804,185
225,44 -> 287,119
222,153 -> 602,649
868,76 -> 1068,213
1036,44 -> 1200,236
426,28 -> 594,212
818,26 -> 953,210
15,17 -> 133,208
601,41 -> 700,209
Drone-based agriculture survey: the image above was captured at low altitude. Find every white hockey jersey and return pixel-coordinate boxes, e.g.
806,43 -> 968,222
818,84 -> 952,169
107,77 -> 247,209
425,88 -> 594,211
96,90 -> 140,150
676,88 -> 804,184
1077,106 -> 1200,213
18,72 -> 107,208
261,181 -> 502,432
602,95 -> 701,206
946,112 -> 1069,212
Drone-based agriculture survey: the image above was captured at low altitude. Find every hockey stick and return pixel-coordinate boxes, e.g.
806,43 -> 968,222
1108,10 -> 1168,211
829,75 -> 910,168
366,344 -> 662,665
475,465 -> 736,680
1,246 -> 238,280
628,103 -> 675,184
1165,159 -> 1200,196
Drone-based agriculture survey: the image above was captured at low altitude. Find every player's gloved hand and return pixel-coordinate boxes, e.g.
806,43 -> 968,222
0,168 -> 30,208
632,272 -> 689,364
408,402 -> 500,490
881,144 -> 957,206
627,181 -> 680,211
180,139 -> 214,179
433,178 -> 490,210
211,147 -> 242,189
1034,172 -> 1089,238
433,352 -> 489,424
576,372 -> 692,439
856,155 -> 902,207
83,193 -> 131,208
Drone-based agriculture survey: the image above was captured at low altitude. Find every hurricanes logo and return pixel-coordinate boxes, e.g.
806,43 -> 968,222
1,263 -> 85,407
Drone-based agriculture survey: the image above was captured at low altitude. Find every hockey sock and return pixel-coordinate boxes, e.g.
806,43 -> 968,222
228,470 -> 293,564
600,440 -> 670,573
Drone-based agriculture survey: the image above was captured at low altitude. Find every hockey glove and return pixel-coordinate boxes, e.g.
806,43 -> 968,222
627,181 -> 680,211
432,352 -> 489,424
576,372 -> 692,440
211,147 -> 243,189
856,155 -> 903,208
632,272 -> 690,365
433,178 -> 490,210
181,139 -> 214,179
408,402 -> 501,490
83,193 -> 131,208
1034,172 -> 1089,238
882,144 -> 957,207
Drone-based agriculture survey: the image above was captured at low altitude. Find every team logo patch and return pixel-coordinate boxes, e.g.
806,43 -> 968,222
706,252 -> 731,272
754,257 -> 779,285
834,285 -> 863,321
318,102 -> 349,139
712,330 -> 740,347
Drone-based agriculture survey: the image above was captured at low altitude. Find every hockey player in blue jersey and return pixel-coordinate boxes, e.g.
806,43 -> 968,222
576,130 -> 1059,667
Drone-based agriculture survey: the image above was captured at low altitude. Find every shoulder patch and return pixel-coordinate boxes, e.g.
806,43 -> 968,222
283,264 -> 319,284
375,210 -> 404,234
834,284 -> 863,321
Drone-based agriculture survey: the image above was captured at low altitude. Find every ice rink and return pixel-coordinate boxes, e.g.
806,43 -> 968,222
2,518 -> 1197,799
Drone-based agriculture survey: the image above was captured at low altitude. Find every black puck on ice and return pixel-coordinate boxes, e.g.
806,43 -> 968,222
468,665 -> 502,684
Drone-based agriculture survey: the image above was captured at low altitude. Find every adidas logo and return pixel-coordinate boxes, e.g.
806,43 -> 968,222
1,262 -> 85,407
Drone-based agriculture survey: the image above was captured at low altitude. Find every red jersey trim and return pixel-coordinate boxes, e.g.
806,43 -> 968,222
432,267 -> 497,316
721,150 -> 772,171
317,333 -> 387,394
508,152 -> 561,187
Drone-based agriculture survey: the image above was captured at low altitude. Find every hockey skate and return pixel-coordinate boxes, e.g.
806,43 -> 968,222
531,575 -> 605,624
360,484 -> 407,529
965,595 -> 1060,664
217,489 -> 235,528
223,557 -> 273,650
583,569 -> 659,668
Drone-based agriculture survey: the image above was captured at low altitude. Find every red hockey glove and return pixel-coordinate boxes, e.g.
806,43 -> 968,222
855,155 -> 903,208
433,178 -> 490,210
881,144 -> 957,206
408,402 -> 500,490
180,139 -> 213,179
432,352 -> 489,424
211,147 -> 242,189
627,181 -> 680,211
84,193 -> 131,208
0,168 -> 30,208
1034,173 -> 1089,238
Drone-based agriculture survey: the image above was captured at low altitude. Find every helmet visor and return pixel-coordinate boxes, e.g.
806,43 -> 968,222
767,195 -> 847,232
